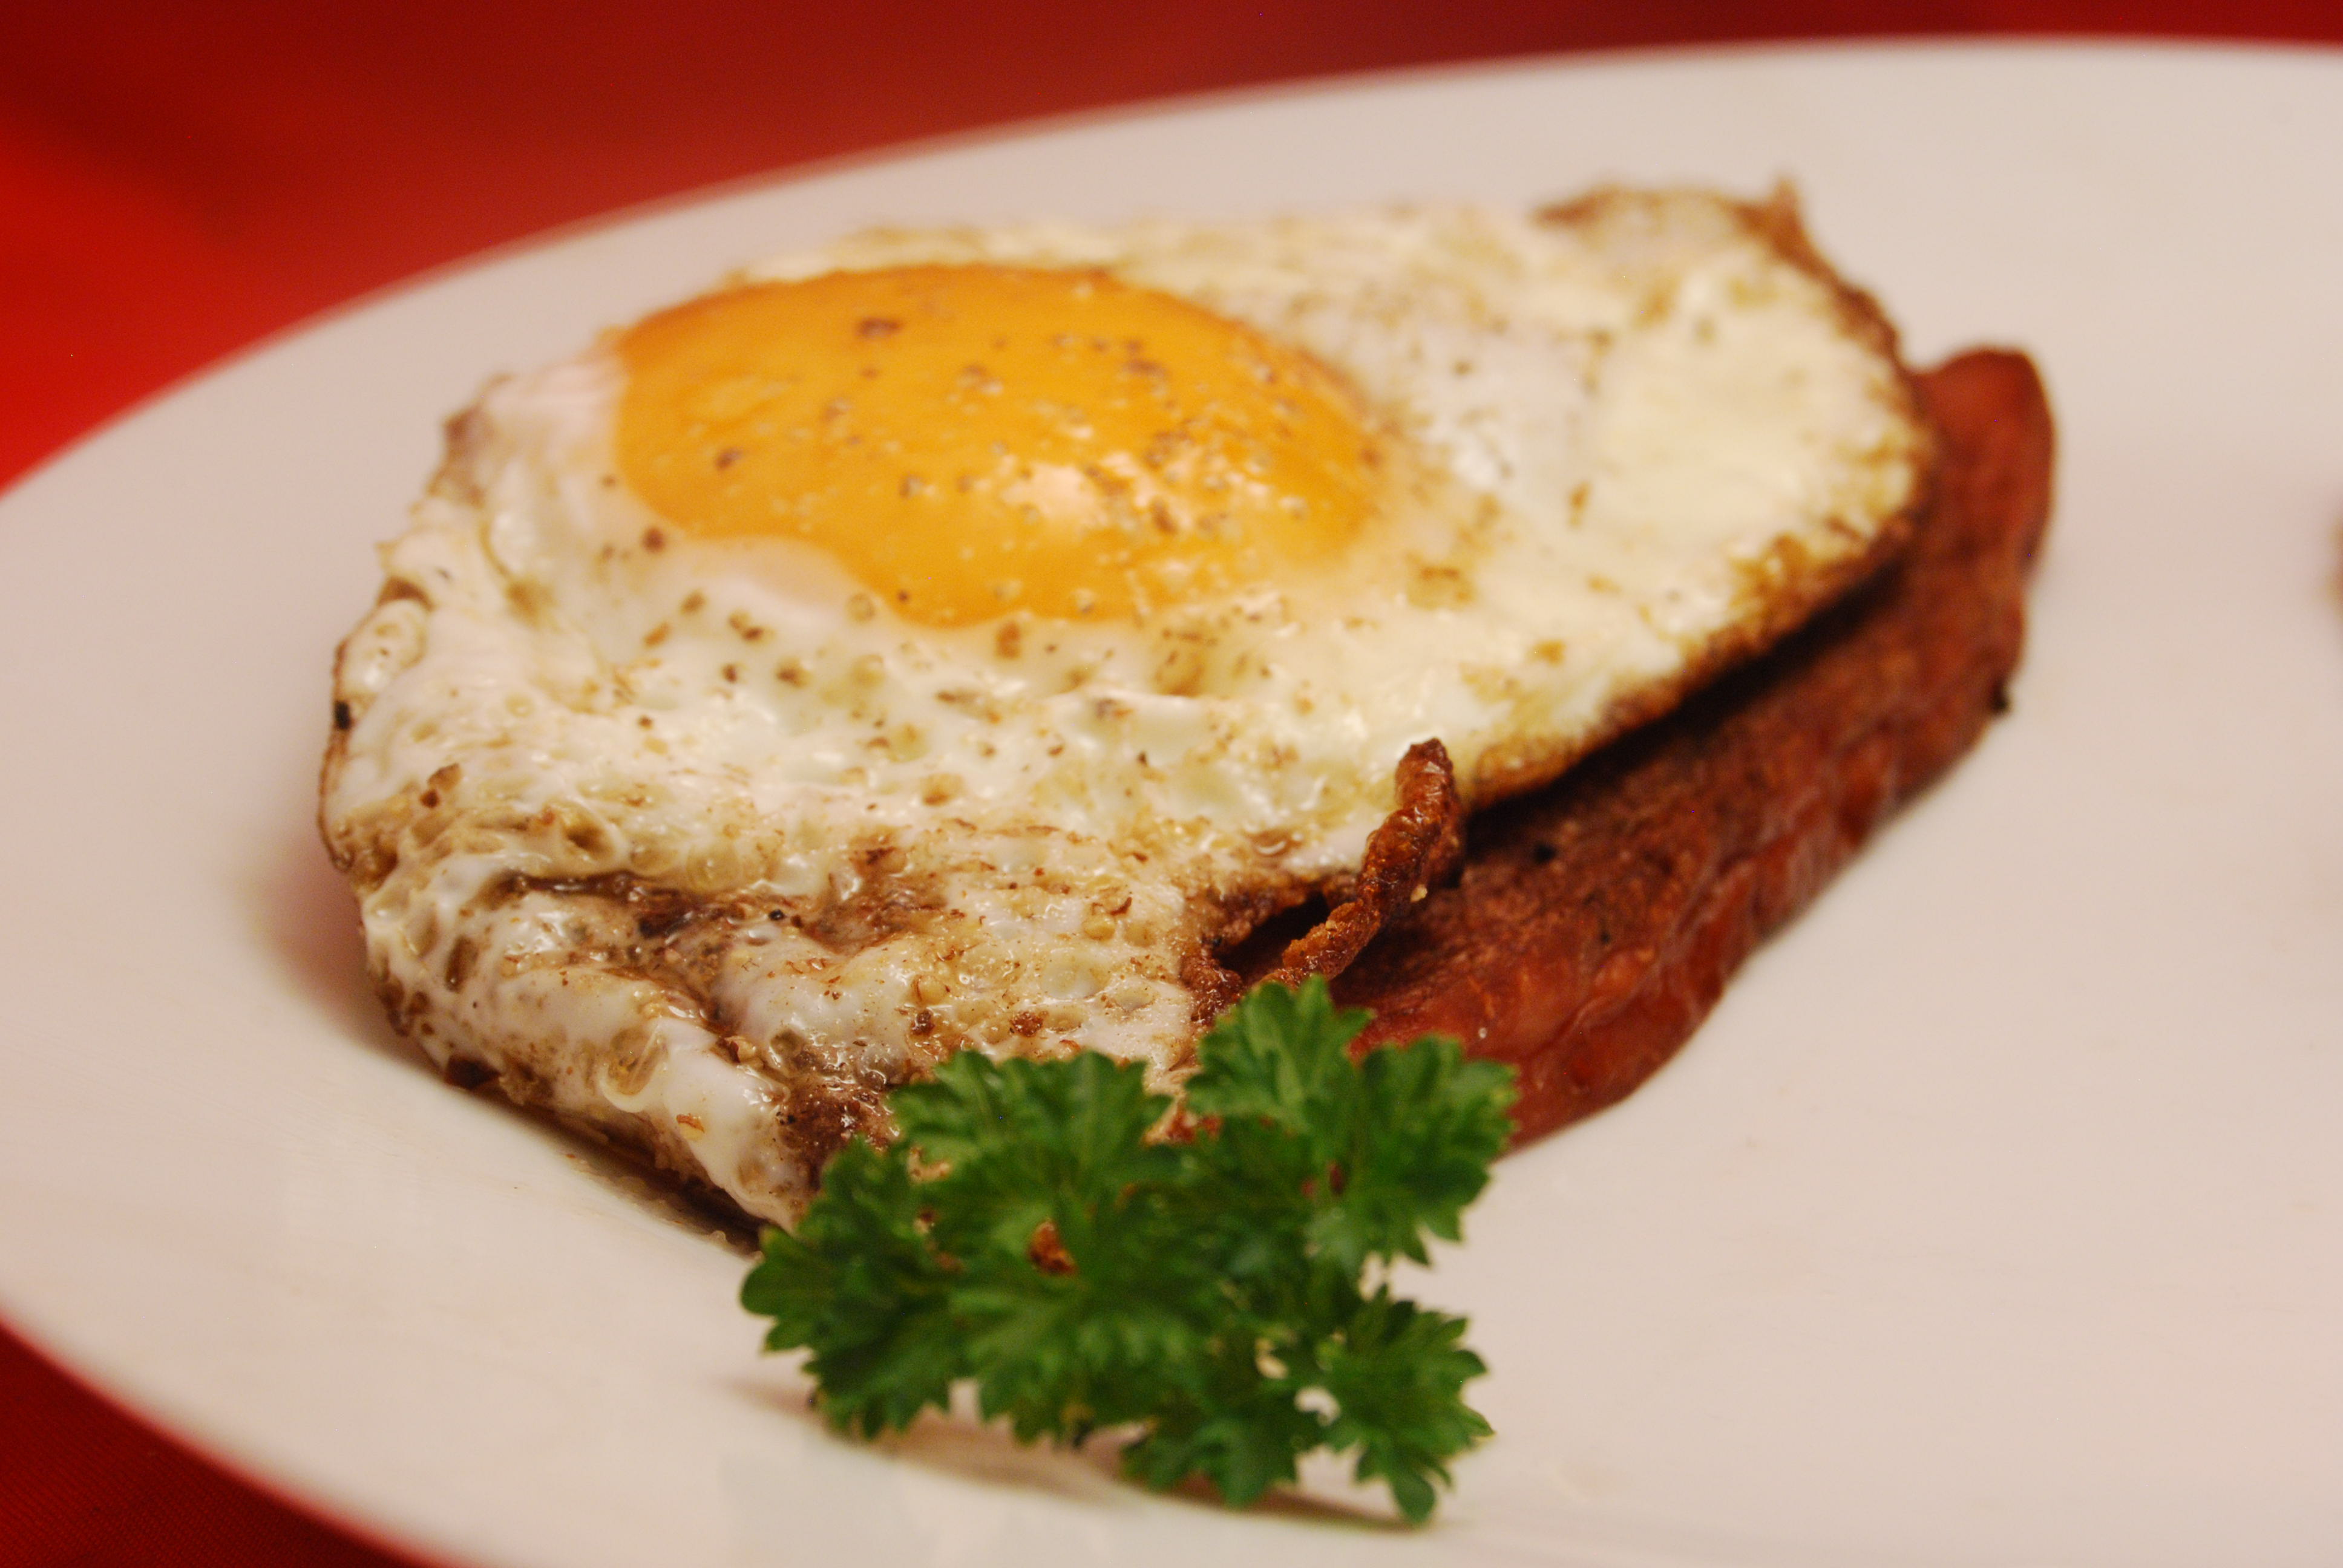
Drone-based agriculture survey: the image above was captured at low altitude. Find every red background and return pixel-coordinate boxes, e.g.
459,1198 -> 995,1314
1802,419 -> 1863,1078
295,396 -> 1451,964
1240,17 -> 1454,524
2,4 -> 2336,1565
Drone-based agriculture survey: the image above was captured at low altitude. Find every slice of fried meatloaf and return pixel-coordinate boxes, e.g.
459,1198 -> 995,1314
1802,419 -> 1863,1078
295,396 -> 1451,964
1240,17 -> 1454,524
1319,349 -> 2053,1140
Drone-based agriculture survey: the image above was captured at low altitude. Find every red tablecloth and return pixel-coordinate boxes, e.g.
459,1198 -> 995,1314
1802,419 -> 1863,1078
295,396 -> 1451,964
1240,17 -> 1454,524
4,5 -> 2336,1565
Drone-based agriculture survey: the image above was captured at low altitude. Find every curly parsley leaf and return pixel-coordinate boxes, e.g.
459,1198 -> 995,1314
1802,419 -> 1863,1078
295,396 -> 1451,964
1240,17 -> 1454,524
742,976 -> 1516,1522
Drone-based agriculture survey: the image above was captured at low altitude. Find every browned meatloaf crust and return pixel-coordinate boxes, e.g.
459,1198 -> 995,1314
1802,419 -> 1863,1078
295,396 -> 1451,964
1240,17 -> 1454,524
1334,349 -> 2056,1142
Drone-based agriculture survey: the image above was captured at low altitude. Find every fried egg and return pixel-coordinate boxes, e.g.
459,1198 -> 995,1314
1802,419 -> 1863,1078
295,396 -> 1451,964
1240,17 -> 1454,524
321,188 -> 1925,1224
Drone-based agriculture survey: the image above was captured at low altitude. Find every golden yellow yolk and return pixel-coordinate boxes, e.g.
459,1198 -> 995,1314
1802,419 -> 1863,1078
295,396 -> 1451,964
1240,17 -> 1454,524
614,265 -> 1379,625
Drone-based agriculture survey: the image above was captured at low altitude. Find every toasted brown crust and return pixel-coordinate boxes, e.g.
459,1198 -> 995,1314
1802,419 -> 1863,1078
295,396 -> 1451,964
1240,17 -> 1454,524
1182,739 -> 1466,1024
1332,350 -> 2056,1141
1266,738 -> 1466,985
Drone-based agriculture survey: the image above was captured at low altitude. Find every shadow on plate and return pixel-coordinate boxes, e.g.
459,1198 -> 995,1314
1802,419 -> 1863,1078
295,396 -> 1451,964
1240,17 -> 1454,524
732,1375 -> 1407,1529
2330,508 -> 2343,621
244,806 -> 420,1071
242,796 -> 785,1251
560,1141 -> 764,1253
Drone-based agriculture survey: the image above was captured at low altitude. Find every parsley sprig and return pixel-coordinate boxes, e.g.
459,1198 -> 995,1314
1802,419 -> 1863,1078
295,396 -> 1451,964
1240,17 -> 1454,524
742,978 -> 1515,1521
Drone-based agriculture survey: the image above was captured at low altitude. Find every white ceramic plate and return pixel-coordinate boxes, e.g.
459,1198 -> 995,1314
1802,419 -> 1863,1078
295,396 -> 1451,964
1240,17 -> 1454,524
4,41 -> 2341,1568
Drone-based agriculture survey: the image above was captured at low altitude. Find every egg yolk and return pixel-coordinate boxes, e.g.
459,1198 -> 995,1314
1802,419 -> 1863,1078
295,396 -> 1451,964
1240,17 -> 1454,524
614,265 -> 1378,625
